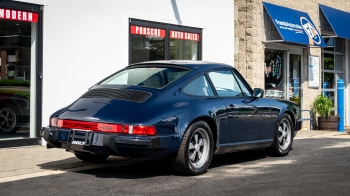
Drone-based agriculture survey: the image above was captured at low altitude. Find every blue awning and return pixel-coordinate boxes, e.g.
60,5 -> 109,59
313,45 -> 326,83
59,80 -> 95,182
319,4 -> 350,39
263,2 -> 326,47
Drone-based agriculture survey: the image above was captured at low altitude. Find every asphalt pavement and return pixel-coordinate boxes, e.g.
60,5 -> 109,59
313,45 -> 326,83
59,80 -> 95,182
0,128 -> 349,184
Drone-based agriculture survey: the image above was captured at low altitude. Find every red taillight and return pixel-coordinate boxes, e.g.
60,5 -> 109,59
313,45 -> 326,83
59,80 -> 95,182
123,125 -> 157,136
50,119 -> 157,136
57,119 -> 122,133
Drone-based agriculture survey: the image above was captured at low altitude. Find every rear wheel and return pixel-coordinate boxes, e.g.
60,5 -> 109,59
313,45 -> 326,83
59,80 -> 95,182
171,121 -> 214,175
74,152 -> 109,163
267,113 -> 294,156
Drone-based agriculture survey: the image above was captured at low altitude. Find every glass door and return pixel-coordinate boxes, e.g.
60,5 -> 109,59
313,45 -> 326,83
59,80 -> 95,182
0,7 -> 39,144
288,54 -> 301,106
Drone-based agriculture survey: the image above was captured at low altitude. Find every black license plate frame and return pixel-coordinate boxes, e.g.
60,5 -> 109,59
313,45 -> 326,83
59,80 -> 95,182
67,129 -> 94,146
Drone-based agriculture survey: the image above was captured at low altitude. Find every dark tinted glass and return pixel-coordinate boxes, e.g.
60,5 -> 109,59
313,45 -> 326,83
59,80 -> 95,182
130,35 -> 165,64
101,67 -> 189,89
0,18 -> 35,139
170,39 -> 198,60
184,75 -> 214,96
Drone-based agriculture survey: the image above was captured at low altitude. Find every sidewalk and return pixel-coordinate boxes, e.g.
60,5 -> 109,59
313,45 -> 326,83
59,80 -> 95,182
295,128 -> 350,139
0,128 -> 349,183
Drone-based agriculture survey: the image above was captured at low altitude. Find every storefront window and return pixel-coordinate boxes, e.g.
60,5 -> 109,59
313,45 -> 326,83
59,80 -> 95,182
322,38 -> 345,110
324,38 -> 335,52
170,30 -> 199,60
130,25 -> 165,64
264,49 -> 285,98
0,7 -> 38,142
323,53 -> 334,71
129,20 -> 202,64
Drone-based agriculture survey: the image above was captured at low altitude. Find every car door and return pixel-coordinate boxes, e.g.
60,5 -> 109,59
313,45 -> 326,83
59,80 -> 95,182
183,74 -> 232,144
208,69 -> 271,143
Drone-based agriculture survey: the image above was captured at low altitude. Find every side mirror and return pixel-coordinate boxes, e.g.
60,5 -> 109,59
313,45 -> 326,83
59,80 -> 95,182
253,88 -> 264,98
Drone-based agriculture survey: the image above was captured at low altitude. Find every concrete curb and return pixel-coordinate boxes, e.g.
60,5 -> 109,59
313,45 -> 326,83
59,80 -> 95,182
295,129 -> 350,139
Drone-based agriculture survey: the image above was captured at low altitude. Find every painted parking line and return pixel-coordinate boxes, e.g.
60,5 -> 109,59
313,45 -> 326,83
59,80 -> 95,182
0,158 -> 152,183
0,170 -> 66,183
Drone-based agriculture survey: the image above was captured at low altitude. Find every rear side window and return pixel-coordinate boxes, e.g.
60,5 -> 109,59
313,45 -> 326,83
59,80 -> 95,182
101,67 -> 189,88
184,75 -> 215,97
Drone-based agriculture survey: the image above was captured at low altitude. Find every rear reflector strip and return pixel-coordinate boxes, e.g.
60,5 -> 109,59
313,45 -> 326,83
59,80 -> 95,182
49,118 -> 156,136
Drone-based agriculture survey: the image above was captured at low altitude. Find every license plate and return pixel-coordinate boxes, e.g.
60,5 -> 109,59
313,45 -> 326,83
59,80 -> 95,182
67,129 -> 93,146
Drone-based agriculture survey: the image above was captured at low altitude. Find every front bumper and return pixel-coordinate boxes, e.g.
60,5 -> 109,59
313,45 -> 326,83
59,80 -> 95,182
42,127 -> 172,158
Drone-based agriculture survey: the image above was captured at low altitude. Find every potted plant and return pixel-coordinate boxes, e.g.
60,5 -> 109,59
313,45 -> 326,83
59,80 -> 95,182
311,94 -> 339,130
290,95 -> 300,106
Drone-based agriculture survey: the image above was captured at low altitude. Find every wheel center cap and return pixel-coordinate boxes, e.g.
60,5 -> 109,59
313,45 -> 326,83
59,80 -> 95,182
195,145 -> 200,152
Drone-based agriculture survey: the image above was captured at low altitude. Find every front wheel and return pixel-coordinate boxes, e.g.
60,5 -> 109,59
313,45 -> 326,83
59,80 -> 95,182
267,113 -> 294,156
74,152 -> 109,163
171,121 -> 214,175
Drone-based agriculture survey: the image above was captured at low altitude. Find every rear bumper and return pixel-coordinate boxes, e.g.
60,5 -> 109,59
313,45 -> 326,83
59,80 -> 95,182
42,127 -> 175,158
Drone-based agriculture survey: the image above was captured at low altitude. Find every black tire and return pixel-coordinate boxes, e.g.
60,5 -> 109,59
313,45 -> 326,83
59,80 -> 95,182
171,121 -> 214,175
0,105 -> 20,134
267,113 -> 294,156
74,152 -> 109,163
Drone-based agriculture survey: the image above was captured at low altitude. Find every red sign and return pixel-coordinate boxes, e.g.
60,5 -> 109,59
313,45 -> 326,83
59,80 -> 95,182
0,8 -> 38,22
170,30 -> 200,41
131,25 -> 166,37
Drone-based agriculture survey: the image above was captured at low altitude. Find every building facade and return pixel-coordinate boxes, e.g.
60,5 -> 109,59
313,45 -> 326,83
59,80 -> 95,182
0,0 -> 234,147
2,0 -> 350,148
235,0 -> 350,129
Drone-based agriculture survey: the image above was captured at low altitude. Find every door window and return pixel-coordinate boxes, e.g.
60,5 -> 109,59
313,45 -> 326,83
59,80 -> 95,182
289,54 -> 301,105
208,70 -> 250,97
233,72 -> 252,96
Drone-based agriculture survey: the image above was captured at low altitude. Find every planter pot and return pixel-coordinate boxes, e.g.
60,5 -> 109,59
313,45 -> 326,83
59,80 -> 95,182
318,116 -> 340,130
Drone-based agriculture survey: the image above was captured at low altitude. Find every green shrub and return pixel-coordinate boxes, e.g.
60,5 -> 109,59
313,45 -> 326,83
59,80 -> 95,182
0,79 -> 30,86
311,94 -> 334,117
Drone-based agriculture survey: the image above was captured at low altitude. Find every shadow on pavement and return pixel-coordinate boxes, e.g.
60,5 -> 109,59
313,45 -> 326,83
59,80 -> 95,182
37,149 -> 269,178
210,149 -> 268,169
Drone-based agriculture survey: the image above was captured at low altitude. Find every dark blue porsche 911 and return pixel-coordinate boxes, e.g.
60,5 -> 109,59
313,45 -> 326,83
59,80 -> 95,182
43,61 -> 302,175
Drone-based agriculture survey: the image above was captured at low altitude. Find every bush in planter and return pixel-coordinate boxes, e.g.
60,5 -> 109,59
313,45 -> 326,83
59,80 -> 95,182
311,94 -> 339,130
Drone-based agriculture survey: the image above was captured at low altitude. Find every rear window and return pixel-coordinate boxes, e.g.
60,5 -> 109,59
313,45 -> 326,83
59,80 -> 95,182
101,67 -> 190,88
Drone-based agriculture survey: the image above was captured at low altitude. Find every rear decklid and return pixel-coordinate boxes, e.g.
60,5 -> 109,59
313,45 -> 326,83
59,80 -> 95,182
58,86 -> 157,123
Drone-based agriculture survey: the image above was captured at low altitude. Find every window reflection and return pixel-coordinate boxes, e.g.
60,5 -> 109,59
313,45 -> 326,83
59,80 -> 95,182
264,49 -> 284,98
0,20 -> 33,139
130,35 -> 165,64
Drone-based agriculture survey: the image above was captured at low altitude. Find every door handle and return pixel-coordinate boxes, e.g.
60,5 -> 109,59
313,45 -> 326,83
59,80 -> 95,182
227,104 -> 235,109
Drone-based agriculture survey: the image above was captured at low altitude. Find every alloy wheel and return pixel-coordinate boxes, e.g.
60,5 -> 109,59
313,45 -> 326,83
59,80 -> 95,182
188,128 -> 210,169
277,119 -> 291,151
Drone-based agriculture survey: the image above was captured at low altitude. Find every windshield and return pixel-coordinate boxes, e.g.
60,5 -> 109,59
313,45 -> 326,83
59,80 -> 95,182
100,67 -> 190,88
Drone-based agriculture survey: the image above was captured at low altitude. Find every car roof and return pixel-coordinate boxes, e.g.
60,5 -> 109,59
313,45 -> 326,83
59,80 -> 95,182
129,60 -> 234,72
